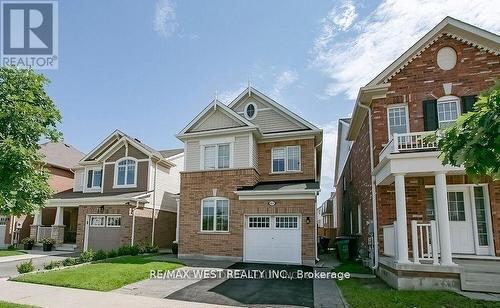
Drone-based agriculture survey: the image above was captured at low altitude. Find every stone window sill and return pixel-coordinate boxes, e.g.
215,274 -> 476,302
197,231 -> 231,235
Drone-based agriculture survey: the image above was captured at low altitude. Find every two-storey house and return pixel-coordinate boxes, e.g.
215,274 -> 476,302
336,17 -> 500,292
1,142 -> 84,248
177,87 -> 322,265
28,130 -> 183,251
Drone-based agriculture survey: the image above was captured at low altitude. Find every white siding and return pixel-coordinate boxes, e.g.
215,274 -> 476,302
190,109 -> 243,132
74,169 -> 84,192
185,140 -> 200,171
151,155 -> 184,212
233,135 -> 249,168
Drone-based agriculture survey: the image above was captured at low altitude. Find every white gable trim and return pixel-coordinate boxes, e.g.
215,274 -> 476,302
79,130 -> 121,162
367,16 -> 500,87
228,87 -> 319,131
177,100 -> 256,137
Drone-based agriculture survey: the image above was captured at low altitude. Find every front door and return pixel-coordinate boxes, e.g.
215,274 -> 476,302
448,188 -> 475,254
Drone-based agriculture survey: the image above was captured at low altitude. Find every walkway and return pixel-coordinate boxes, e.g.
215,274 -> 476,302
0,250 -> 78,278
0,278 -> 234,308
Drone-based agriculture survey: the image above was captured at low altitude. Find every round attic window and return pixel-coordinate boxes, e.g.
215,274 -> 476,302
437,47 -> 457,70
245,102 -> 257,120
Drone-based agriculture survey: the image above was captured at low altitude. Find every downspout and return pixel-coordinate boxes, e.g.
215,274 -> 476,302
356,101 -> 379,270
314,139 -> 323,262
131,201 -> 139,246
151,160 -> 158,246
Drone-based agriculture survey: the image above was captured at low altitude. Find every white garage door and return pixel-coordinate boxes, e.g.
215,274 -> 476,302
85,215 -> 122,251
244,215 -> 301,264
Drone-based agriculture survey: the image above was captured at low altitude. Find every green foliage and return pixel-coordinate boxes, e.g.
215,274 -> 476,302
138,242 -> 159,254
130,245 -> 140,256
107,249 -> 117,258
43,260 -> 61,270
0,67 -> 62,215
79,249 -> 94,263
7,245 -> 16,250
62,257 -> 77,266
93,249 -> 107,261
41,237 -> 55,245
117,245 -> 132,256
16,259 -> 34,274
438,81 -> 500,181
20,237 -> 34,245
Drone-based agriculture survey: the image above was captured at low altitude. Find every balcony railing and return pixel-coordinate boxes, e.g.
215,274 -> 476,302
411,220 -> 439,264
380,131 -> 438,161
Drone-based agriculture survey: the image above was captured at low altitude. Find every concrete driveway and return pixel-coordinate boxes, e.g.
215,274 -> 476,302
0,250 -> 78,278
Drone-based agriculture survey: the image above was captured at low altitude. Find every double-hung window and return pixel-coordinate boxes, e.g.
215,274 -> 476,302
387,105 -> 409,139
87,168 -> 102,189
115,159 -> 137,187
203,144 -> 230,170
272,146 -> 300,173
201,198 -> 229,232
437,98 -> 460,128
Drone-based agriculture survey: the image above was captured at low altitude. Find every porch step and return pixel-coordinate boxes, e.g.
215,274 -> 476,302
55,244 -> 77,252
459,260 -> 500,293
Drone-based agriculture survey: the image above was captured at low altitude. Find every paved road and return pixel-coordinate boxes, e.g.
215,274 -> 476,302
0,252 -> 78,278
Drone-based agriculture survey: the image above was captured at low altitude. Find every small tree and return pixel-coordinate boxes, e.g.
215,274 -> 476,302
438,81 -> 500,181
0,67 -> 62,215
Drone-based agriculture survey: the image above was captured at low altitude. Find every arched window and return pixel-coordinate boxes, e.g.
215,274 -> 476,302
115,158 -> 137,187
201,197 -> 229,232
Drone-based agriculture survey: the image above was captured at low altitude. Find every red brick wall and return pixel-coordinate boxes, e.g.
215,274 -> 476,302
47,166 -> 74,193
154,210 -> 177,248
488,181 -> 500,256
372,36 -> 500,163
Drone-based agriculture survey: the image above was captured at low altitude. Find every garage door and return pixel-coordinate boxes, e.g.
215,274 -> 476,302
244,215 -> 301,264
0,216 -> 8,248
86,215 -> 121,251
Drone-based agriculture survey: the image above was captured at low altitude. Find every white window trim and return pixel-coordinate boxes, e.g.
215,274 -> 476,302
200,143 -> 233,170
386,103 -> 410,140
437,95 -> 461,128
244,102 -> 258,120
357,204 -> 362,235
271,145 -> 301,173
275,216 -> 300,229
247,216 -> 271,229
200,197 -> 230,233
85,167 -> 103,191
89,215 -> 106,227
113,157 -> 138,188
106,215 -> 121,228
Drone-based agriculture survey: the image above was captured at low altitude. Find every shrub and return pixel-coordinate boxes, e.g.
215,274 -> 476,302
130,245 -> 140,256
43,260 -> 61,270
7,245 -> 16,250
62,257 -> 77,266
41,237 -> 56,245
80,249 -> 94,263
138,242 -> 159,254
93,249 -> 107,261
21,237 -> 35,245
17,260 -> 34,274
107,249 -> 117,258
117,245 -> 131,256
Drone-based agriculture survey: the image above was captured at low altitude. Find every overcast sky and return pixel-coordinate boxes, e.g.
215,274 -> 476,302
42,0 -> 500,205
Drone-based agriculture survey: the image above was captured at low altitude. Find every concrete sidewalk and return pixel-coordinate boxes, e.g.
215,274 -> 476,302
0,250 -> 71,263
0,278 -> 235,308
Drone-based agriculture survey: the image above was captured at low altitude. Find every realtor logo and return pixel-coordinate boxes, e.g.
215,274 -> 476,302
1,1 -> 58,69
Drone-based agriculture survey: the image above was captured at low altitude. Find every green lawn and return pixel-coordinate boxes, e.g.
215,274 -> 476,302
12,255 -> 182,291
334,260 -> 372,274
0,250 -> 25,257
0,301 -> 37,308
338,278 -> 500,308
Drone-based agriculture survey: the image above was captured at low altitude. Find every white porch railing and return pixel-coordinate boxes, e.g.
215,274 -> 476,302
379,131 -> 438,161
411,220 -> 439,264
37,226 -> 52,242
382,223 -> 396,257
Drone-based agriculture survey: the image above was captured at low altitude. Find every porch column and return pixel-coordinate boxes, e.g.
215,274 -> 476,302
30,210 -> 42,240
51,207 -> 65,245
395,173 -> 409,263
434,172 -> 454,266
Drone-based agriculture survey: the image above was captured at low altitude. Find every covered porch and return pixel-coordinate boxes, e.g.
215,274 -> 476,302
30,206 -> 79,249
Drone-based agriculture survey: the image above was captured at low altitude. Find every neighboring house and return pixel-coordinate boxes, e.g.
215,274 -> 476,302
336,17 -> 500,292
317,192 -> 336,242
28,130 -> 183,251
1,142 -> 84,248
176,87 -> 323,265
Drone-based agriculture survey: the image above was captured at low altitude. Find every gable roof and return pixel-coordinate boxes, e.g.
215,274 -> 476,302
348,17 -> 500,141
368,16 -> 500,86
160,148 -> 184,158
39,142 -> 85,170
229,87 -> 320,132
177,100 -> 257,138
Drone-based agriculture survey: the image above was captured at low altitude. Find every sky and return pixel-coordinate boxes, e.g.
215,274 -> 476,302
38,0 -> 500,205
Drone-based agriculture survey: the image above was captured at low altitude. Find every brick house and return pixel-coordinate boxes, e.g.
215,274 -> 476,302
27,130 -> 183,251
336,17 -> 500,292
1,142 -> 84,248
176,87 -> 322,265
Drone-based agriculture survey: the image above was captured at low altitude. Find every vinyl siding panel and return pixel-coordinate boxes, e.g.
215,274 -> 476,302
107,144 -> 148,162
152,156 -> 183,212
102,161 -> 149,193
190,109 -> 243,132
185,141 -> 200,171
233,135 -> 249,168
74,169 -> 84,192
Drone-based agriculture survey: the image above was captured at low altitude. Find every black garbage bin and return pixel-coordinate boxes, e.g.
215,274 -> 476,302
320,237 -> 330,253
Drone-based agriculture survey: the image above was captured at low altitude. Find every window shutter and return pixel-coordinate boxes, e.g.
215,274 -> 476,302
87,170 -> 93,188
461,95 -> 476,113
423,100 -> 438,131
